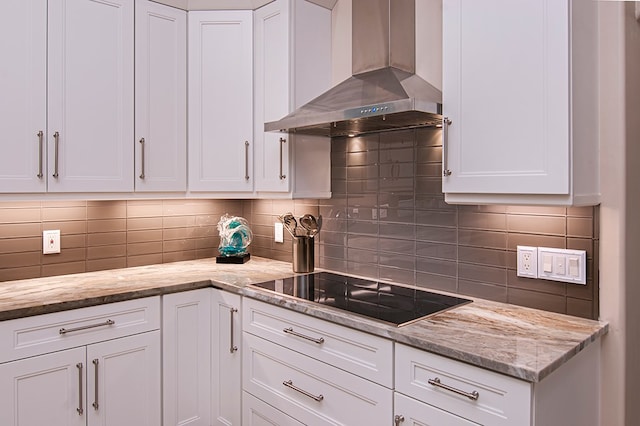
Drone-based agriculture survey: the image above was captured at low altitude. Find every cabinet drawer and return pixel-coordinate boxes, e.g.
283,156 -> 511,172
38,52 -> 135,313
395,392 -> 479,425
243,391 -> 304,426
395,344 -> 531,426
0,297 -> 160,363
243,297 -> 393,387
243,332 -> 392,426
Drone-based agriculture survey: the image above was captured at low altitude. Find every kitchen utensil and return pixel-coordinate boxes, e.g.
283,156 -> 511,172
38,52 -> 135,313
279,213 -> 298,238
299,214 -> 320,238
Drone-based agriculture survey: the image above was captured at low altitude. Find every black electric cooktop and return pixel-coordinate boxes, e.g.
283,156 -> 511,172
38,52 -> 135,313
249,272 -> 472,327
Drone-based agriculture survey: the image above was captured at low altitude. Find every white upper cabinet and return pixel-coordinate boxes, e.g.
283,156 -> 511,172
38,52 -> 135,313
47,0 -> 134,192
0,0 -> 47,193
135,1 -> 187,192
253,0 -> 332,198
188,11 -> 254,194
442,0 -> 599,206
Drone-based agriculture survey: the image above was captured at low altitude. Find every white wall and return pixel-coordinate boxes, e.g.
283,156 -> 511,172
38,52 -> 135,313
598,2 -> 640,425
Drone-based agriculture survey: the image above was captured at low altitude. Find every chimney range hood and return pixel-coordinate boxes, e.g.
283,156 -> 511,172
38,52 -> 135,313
265,0 -> 443,138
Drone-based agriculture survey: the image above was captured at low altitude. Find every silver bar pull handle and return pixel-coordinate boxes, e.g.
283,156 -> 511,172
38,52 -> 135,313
139,137 -> 146,179
279,137 -> 286,180
427,377 -> 479,401
244,141 -> 250,181
229,307 -> 238,353
92,359 -> 99,410
76,363 -> 84,415
37,131 -> 44,179
282,380 -> 323,402
442,117 -> 452,177
53,131 -> 60,179
60,319 -> 115,335
283,327 -> 324,344
394,414 -> 405,426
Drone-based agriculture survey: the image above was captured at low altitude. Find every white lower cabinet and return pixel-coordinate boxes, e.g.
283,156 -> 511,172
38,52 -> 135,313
242,299 -> 393,425
395,342 -> 601,426
162,288 -> 242,426
243,332 -> 392,425
162,288 -> 212,426
0,297 -> 161,426
0,347 -> 86,426
211,289 -> 242,425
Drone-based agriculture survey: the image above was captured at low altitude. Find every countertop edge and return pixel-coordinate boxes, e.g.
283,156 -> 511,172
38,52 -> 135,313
0,260 -> 608,383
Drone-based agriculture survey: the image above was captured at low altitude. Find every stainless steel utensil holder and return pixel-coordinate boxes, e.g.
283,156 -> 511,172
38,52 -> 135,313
292,236 -> 314,273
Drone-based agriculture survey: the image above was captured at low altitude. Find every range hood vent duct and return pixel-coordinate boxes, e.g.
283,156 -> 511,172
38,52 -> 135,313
265,0 -> 443,137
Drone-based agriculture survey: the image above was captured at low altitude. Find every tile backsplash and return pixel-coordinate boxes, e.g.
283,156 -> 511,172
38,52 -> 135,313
244,128 -> 599,320
0,199 -> 243,281
0,127 -> 599,319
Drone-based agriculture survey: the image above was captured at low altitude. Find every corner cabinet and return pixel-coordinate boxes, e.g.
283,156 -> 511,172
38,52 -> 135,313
188,11 -> 254,195
442,0 -> 599,206
0,0 -> 134,193
162,288 -> 242,426
253,0 -> 332,199
135,1 -> 187,192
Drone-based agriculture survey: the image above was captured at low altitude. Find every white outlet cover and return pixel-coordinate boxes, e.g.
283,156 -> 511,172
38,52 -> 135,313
43,230 -> 61,254
274,222 -> 284,243
516,245 -> 538,278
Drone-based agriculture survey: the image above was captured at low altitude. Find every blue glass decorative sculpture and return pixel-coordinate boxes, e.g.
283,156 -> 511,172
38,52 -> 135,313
216,214 -> 253,263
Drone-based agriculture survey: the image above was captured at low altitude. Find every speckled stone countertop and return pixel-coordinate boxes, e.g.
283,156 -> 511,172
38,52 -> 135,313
0,257 -> 607,382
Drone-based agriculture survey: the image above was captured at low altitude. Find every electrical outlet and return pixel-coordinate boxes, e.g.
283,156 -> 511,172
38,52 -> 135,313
517,246 -> 538,278
43,230 -> 61,254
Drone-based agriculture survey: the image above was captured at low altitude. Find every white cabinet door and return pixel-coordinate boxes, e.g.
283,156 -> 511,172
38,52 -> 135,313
188,11 -> 253,193
253,0 -> 332,198
87,331 -> 161,426
47,0 -> 134,192
0,347 -> 86,426
163,289 -> 212,426
135,1 -> 187,192
253,0 -> 291,193
442,0 -> 598,205
0,0 -> 47,193
212,290 -> 242,425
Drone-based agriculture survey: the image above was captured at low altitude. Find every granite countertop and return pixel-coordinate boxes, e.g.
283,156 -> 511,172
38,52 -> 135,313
0,257 -> 607,383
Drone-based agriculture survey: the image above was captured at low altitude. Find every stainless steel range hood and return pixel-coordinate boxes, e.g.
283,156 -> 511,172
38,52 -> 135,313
265,0 -> 442,137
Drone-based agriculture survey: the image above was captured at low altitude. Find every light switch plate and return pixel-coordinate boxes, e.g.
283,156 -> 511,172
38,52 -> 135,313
43,230 -> 61,254
274,222 -> 284,243
537,247 -> 586,285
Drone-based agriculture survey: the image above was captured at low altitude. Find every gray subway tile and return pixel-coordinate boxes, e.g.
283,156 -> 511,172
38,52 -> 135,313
507,214 -> 566,235
458,263 -> 507,286
416,257 -> 456,277
416,272 -> 457,293
507,288 -> 566,314
458,280 -> 507,303
458,229 -> 507,249
566,297 -> 595,319
458,211 -> 507,231
567,217 -> 593,238
458,246 -> 508,268
416,241 -> 456,260
379,266 -> 415,285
